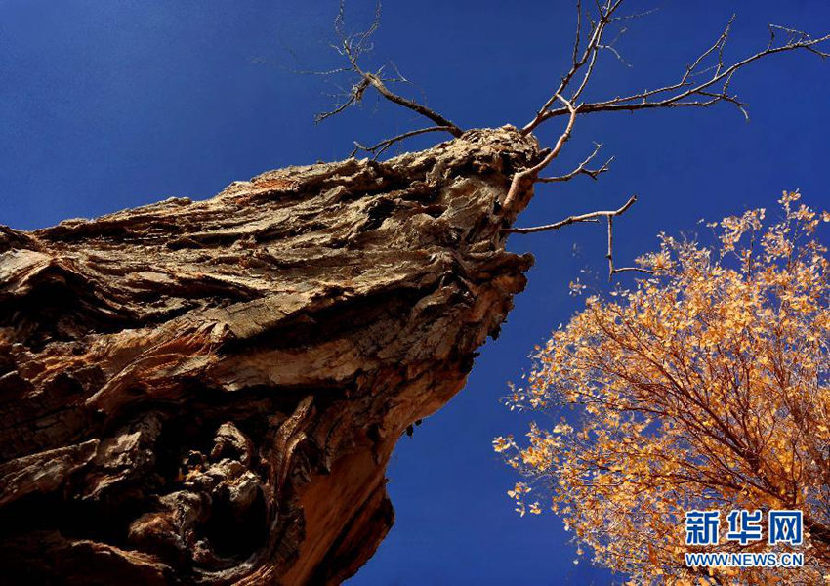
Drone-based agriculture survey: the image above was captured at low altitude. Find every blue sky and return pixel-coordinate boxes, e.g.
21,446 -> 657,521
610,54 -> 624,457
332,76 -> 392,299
1,1 -> 828,584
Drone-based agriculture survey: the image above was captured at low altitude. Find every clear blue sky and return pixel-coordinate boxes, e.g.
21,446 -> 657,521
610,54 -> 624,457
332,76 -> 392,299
1,1 -> 828,584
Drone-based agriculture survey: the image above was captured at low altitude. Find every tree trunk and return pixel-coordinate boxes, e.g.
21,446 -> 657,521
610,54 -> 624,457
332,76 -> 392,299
0,127 -> 539,585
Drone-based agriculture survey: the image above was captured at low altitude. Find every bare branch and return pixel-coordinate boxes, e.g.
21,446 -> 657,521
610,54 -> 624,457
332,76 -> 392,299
538,144 -> 614,183
504,194 -> 638,234
350,126 -> 454,158
502,216 -> 599,234
503,95 -> 578,211
358,71 -> 463,135
611,7 -> 659,23
504,195 -> 647,281
597,40 -> 631,68
572,0 -> 583,67
314,77 -> 371,123
605,210 -> 651,281
522,0 -> 626,135
597,23 -> 633,68
313,0 -> 463,139
523,11 -> 830,134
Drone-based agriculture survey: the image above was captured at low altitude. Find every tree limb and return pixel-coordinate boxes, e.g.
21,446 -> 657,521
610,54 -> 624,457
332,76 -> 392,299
537,143 -> 614,183
504,193 -> 637,234
350,125 -> 455,158
502,94 -> 578,211
522,11 -> 830,134
504,195 -> 648,280
315,1 -> 463,141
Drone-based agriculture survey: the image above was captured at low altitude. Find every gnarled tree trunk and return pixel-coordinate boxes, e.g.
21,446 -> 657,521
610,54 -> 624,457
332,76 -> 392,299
0,127 -> 539,585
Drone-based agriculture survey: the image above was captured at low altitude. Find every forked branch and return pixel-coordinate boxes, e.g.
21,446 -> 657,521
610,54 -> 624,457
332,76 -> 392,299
501,1 -> 826,282
350,126 -> 455,158
522,5 -> 830,134
315,0 -> 463,147
504,194 -> 637,235
502,95 -> 578,211
303,1 -> 827,282
504,195 -> 649,280
537,144 -> 613,183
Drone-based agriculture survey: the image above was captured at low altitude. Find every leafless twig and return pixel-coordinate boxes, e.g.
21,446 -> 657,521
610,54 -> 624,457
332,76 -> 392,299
350,125 -> 455,158
604,204 -> 652,280
503,94 -> 578,211
504,194 -> 637,235
504,195 -> 649,280
315,0 -> 463,144
502,1 -> 827,281
522,9 -> 830,134
522,0 -> 627,134
300,1 -> 828,282
537,144 -> 614,183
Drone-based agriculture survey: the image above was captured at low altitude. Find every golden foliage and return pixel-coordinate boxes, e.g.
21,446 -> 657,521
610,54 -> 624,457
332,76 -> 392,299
495,193 -> 830,584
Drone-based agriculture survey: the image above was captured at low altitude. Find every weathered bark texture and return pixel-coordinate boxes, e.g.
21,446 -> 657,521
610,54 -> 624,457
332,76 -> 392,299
0,127 -> 539,585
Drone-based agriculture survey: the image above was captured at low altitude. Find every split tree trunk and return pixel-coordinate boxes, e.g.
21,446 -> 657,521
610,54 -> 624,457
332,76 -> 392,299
0,127 -> 540,585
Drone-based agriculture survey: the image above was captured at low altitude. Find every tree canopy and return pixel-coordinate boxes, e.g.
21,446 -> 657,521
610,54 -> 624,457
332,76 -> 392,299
495,192 -> 829,584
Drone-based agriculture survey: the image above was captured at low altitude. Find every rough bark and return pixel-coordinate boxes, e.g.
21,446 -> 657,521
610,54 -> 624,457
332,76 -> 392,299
0,126 -> 540,585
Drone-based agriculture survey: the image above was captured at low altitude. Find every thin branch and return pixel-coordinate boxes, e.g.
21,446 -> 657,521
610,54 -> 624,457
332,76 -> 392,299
523,12 -> 830,134
597,40 -> 632,68
504,4 -> 828,284
313,0 -> 463,138
359,71 -> 463,135
503,95 -> 578,212
502,216 -> 600,234
315,77 -> 371,123
504,195 -> 648,281
522,0 -> 626,135
537,144 -> 614,183
572,0 -> 583,67
605,210 -> 651,280
504,194 -> 637,234
350,125 -> 455,158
